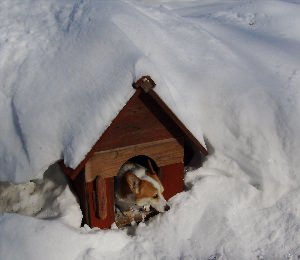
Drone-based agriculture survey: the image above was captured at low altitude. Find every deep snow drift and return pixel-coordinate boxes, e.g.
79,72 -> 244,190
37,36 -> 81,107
1,0 -> 300,259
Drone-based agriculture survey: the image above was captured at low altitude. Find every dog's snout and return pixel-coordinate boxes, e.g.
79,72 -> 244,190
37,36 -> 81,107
164,204 -> 170,211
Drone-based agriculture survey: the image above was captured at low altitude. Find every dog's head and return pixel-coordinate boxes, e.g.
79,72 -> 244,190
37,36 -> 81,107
125,169 -> 170,212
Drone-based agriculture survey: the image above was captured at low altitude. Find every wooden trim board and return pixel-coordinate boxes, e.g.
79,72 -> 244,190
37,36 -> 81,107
85,138 -> 183,182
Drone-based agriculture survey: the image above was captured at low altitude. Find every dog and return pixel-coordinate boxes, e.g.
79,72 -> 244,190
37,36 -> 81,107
115,162 -> 170,213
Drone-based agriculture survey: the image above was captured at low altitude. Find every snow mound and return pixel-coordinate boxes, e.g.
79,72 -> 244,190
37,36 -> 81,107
0,163 -> 81,227
1,0 -> 300,259
0,0 -> 207,183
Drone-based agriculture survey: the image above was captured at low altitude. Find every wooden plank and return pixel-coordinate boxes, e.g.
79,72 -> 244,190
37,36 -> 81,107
95,177 -> 107,220
85,138 -> 183,182
87,177 -> 115,229
132,75 -> 156,93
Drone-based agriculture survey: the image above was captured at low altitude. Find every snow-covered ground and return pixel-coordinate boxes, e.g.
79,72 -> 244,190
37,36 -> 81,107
1,0 -> 300,259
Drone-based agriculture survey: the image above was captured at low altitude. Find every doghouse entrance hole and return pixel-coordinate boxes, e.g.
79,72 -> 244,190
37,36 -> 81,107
114,155 -> 159,228
126,155 -> 159,174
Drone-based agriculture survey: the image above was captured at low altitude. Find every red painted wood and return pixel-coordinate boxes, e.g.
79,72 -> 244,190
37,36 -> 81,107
160,163 -> 184,200
95,177 -> 107,220
132,75 -> 156,92
94,92 -> 176,152
86,177 -> 115,229
60,86 -> 207,180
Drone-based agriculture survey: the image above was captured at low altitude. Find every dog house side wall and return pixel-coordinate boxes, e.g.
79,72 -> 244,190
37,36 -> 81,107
160,163 -> 184,200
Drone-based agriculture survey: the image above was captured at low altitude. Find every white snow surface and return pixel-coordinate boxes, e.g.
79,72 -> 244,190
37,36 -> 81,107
1,0 -> 300,259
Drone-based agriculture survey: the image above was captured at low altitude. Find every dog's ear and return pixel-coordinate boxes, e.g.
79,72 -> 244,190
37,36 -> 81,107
126,172 -> 140,194
150,174 -> 164,193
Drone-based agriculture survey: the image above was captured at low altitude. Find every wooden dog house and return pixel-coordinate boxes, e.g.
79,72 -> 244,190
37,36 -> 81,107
60,76 -> 207,229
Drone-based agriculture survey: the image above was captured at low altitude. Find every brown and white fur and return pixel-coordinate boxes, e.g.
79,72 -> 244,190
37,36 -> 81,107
115,162 -> 170,213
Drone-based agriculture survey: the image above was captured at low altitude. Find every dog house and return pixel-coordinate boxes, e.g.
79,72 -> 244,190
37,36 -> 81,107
60,76 -> 208,229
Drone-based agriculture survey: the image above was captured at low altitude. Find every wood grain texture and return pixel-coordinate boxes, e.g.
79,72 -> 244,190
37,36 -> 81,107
85,138 -> 183,182
95,177 -> 107,220
94,91 -> 176,152
86,177 -> 115,229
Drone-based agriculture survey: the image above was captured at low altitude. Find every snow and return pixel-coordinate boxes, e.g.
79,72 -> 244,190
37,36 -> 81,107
1,0 -> 300,259
0,0 -> 205,183
0,163 -> 82,226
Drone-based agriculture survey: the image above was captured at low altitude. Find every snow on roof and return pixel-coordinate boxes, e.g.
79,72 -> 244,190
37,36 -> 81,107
0,0 -> 209,182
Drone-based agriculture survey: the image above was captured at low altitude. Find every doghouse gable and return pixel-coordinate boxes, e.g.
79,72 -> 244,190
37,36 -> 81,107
60,76 -> 207,228
62,78 -> 207,180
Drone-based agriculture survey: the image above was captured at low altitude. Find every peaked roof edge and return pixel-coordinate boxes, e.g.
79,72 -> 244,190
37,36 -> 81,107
60,76 -> 208,180
133,76 -> 207,155
147,88 -> 208,155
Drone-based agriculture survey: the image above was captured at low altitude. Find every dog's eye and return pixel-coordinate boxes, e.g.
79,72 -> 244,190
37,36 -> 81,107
153,194 -> 158,199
